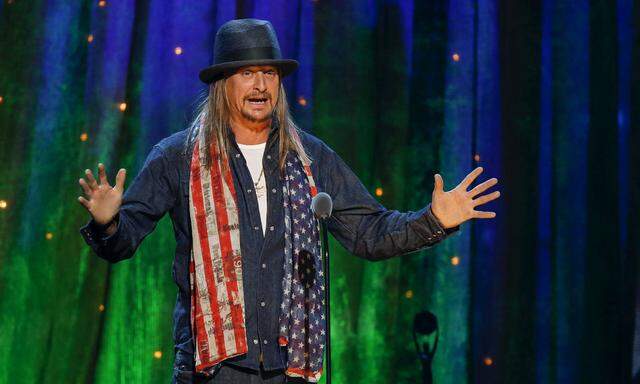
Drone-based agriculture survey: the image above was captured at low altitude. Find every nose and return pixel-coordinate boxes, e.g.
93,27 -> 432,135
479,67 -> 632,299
253,71 -> 267,92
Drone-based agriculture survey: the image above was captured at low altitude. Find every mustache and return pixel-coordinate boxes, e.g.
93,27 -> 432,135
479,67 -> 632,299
244,93 -> 271,100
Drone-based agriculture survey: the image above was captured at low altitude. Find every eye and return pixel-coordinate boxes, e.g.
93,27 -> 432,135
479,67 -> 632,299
265,70 -> 276,78
242,70 -> 253,77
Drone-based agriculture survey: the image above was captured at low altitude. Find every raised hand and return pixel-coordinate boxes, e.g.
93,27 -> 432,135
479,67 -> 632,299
77,163 -> 126,226
430,167 -> 500,229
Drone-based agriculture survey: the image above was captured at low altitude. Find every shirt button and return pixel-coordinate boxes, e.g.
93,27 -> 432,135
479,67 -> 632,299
272,188 -> 276,193
254,226 -> 260,231
247,189 -> 252,193
260,301 -> 266,307
263,339 -> 268,345
261,263 -> 266,269
269,225 -> 274,231
266,155 -> 271,159
235,153 -> 240,158
253,339 -> 259,345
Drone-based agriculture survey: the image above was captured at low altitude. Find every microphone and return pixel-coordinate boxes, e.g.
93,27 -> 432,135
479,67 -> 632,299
311,192 -> 333,219
311,191 -> 333,384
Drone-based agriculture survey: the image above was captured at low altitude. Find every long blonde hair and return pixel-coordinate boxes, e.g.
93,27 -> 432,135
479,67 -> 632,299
185,77 -> 310,173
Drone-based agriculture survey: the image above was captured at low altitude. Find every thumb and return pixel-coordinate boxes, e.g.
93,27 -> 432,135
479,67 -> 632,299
434,173 -> 444,193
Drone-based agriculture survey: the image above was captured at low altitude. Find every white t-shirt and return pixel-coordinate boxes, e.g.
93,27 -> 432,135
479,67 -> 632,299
237,142 -> 267,235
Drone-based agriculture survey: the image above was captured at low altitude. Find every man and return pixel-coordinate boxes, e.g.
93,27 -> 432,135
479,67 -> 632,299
78,19 -> 500,384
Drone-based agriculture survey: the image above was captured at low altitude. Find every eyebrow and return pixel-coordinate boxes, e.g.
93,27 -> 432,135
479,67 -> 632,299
240,67 -> 278,72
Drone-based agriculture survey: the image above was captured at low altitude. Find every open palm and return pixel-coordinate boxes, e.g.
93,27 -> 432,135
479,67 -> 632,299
431,167 -> 500,229
77,163 -> 127,225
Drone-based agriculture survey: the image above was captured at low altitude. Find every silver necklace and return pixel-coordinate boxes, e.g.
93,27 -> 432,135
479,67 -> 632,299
254,166 -> 265,199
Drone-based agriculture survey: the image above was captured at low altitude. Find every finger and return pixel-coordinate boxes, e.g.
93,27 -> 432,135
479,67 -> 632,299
468,177 -> 498,198
98,163 -> 110,187
459,167 -> 484,190
77,196 -> 90,210
78,178 -> 92,196
472,190 -> 501,207
473,210 -> 496,219
114,168 -> 126,192
85,169 -> 98,189
434,173 -> 444,193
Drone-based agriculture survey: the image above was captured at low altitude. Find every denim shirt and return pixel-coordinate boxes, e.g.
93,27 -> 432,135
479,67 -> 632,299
79,126 -> 459,374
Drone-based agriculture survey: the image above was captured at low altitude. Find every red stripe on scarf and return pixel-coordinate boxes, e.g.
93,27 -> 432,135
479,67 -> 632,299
189,152 -> 212,366
303,165 -> 318,196
286,366 -> 324,381
189,258 -> 211,365
191,143 -> 228,362
209,144 -> 247,353
192,275 -> 216,371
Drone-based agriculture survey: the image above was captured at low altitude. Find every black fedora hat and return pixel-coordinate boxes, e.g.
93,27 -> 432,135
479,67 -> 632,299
199,19 -> 299,84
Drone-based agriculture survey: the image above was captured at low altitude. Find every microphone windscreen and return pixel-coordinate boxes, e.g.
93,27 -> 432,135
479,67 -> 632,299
311,192 -> 333,219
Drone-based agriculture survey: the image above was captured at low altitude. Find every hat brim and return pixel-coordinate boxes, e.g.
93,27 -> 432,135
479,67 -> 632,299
199,59 -> 299,84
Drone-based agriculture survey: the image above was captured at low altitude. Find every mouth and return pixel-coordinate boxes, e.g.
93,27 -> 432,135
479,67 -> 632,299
246,96 -> 269,106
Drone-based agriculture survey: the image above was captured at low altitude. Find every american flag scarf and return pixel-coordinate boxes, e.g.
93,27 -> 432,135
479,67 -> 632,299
188,128 -> 325,382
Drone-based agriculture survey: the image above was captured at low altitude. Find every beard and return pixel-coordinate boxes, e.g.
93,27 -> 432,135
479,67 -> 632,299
240,92 -> 274,123
240,106 -> 273,123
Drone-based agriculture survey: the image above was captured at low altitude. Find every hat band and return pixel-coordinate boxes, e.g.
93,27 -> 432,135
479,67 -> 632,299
215,46 -> 281,64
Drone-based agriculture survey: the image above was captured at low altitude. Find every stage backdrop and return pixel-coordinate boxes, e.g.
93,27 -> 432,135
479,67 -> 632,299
0,1 -> 638,383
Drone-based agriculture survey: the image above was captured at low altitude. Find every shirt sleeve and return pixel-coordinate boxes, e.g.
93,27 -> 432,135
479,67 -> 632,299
79,145 -> 177,263
320,145 -> 460,261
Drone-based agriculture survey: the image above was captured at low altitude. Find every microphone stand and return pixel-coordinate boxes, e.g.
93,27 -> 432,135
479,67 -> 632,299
412,311 -> 439,384
319,218 -> 331,384
311,192 -> 333,383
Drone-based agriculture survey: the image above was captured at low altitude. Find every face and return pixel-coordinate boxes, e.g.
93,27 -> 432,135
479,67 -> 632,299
225,65 -> 280,125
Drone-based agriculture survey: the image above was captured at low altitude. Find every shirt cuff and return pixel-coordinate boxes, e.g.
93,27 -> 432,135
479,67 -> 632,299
428,205 -> 460,235
79,212 -> 122,251
413,203 -> 460,244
